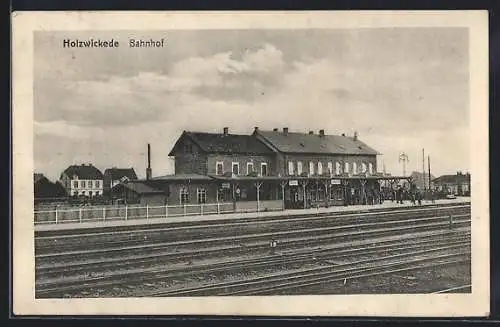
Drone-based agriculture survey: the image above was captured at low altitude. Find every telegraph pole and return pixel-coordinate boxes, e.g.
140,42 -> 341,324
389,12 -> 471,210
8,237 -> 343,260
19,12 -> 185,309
422,148 -> 426,190
399,153 -> 409,177
428,155 -> 432,190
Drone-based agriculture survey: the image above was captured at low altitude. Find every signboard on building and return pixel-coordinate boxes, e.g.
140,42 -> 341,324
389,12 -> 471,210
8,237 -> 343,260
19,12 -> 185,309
221,183 -> 230,189
331,179 -> 341,185
289,180 -> 299,186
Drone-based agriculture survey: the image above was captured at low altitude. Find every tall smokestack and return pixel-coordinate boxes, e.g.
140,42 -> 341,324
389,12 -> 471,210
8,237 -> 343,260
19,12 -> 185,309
146,143 -> 152,180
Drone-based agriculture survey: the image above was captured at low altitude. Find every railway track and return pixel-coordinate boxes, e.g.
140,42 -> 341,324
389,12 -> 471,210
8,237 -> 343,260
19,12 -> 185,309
35,228 -> 470,298
36,226 -> 470,279
149,246 -> 470,297
35,204 -> 470,254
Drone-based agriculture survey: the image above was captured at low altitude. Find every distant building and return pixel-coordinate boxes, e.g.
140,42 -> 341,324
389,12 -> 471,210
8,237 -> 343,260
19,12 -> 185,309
59,164 -> 104,197
111,181 -> 166,206
103,167 -> 138,194
409,171 -> 436,189
34,173 -> 67,204
432,172 -> 471,196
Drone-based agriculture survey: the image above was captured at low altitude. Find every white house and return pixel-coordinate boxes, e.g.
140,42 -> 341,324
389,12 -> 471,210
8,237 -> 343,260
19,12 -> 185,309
59,164 -> 104,197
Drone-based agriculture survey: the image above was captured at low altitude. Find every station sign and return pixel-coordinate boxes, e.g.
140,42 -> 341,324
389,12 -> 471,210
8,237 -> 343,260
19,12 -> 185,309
221,183 -> 230,189
289,180 -> 299,186
331,179 -> 341,185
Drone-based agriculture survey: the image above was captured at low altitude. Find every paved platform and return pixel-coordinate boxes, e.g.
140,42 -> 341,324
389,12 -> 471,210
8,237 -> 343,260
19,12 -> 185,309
34,197 -> 470,232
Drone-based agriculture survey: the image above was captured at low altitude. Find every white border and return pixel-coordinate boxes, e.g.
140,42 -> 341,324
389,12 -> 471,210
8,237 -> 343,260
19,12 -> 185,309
12,11 -> 489,317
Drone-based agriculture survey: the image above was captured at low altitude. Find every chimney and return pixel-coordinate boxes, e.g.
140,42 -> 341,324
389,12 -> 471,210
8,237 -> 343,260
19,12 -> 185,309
354,131 -> 358,141
223,127 -> 229,135
309,131 -> 314,135
273,128 -> 278,132
319,129 -> 325,137
283,127 -> 289,135
146,143 -> 152,180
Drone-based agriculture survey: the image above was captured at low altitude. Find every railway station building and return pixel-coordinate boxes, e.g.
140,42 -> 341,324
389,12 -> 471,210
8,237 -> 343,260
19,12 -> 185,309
117,127 -> 412,210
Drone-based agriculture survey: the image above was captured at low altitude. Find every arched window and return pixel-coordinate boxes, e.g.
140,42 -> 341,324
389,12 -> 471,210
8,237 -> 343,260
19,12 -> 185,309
297,161 -> 303,175
368,163 -> 374,175
288,161 -> 295,176
335,162 -> 341,175
353,162 -> 358,174
309,162 -> 315,176
327,162 -> 333,175
317,162 -> 323,175
361,163 -> 367,173
344,162 -> 350,174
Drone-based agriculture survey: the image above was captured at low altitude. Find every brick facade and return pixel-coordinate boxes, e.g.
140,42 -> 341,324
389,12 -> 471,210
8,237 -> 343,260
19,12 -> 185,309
207,154 -> 273,176
280,154 -> 377,177
173,138 -> 208,175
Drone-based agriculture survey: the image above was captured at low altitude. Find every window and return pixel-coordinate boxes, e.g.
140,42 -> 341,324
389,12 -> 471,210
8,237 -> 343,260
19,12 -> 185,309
362,163 -> 368,173
95,180 -> 100,188
197,187 -> 207,204
309,162 -> 315,175
261,163 -> 268,176
180,186 -> 189,204
184,143 -> 193,154
232,162 -> 240,176
335,162 -> 341,175
368,163 -> 373,175
88,180 -> 93,188
96,191 -> 101,196
81,191 -> 86,196
317,162 -> 323,175
288,161 -> 295,176
353,162 -> 358,174
216,162 -> 224,175
328,162 -> 333,175
81,181 -> 86,188
73,181 -> 78,189
247,162 -> 254,175
297,161 -> 303,175
345,162 -> 350,174
89,191 -> 93,197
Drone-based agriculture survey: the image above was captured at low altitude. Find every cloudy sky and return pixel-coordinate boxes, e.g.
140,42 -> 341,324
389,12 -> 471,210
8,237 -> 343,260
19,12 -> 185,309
34,28 -> 469,181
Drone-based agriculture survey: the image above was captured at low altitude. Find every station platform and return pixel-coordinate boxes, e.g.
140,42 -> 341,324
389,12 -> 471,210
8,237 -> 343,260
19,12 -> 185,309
34,197 -> 470,232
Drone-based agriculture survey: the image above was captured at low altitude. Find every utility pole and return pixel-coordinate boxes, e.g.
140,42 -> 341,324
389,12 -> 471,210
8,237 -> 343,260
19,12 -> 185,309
422,148 -> 426,190
428,155 -> 432,190
399,153 -> 409,177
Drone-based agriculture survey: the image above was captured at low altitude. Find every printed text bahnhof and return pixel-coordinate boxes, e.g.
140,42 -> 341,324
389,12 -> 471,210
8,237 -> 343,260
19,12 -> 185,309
62,38 -> 166,48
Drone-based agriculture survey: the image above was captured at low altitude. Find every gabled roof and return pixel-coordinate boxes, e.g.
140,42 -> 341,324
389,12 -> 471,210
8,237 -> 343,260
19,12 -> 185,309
63,164 -> 103,180
255,130 -> 379,155
104,168 -> 138,180
34,173 -> 46,184
433,173 -> 470,184
112,182 -> 164,195
168,131 -> 274,156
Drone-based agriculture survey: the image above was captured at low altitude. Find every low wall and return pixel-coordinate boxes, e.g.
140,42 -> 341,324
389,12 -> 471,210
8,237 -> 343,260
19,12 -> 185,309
235,200 -> 283,213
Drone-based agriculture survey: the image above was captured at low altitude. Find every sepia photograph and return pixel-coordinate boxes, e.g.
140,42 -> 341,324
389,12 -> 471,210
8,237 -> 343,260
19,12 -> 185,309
12,11 -> 489,316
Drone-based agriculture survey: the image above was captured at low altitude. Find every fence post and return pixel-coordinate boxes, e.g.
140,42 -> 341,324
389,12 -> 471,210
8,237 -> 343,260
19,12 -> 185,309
165,204 -> 168,218
125,206 -> 128,220
79,208 -> 82,223
146,204 -> 149,220
201,204 -> 204,216
55,207 -> 58,224
103,207 -> 106,221
217,202 -> 220,214
184,204 -> 187,216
